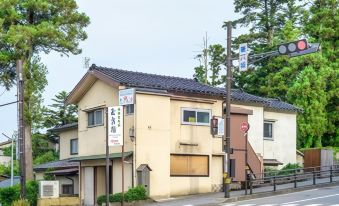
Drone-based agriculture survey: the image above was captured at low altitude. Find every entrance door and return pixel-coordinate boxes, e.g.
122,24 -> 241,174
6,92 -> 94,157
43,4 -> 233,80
84,167 -> 94,205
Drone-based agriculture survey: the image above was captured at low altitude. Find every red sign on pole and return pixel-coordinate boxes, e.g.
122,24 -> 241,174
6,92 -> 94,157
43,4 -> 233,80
241,122 -> 250,132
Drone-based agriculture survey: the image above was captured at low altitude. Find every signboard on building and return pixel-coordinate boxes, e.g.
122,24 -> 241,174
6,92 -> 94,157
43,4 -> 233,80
239,43 -> 248,71
108,106 -> 124,146
119,88 -> 135,106
217,117 -> 224,136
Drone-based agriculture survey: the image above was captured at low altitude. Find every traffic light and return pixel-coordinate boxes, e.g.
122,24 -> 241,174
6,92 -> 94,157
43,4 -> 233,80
278,39 -> 308,55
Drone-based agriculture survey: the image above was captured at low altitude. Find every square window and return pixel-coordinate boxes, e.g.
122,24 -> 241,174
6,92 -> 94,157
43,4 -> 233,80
87,109 -> 103,127
197,112 -> 209,124
88,112 -> 95,126
183,110 -> 196,123
70,139 -> 78,155
264,122 -> 273,139
182,108 -> 210,126
126,104 -> 134,115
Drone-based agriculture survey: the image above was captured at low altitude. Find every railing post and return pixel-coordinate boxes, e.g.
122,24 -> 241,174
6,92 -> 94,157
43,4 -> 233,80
250,176 -> 253,195
330,165 -> 333,183
294,169 -> 297,188
245,174 -> 248,195
273,176 -> 276,191
313,168 -> 316,185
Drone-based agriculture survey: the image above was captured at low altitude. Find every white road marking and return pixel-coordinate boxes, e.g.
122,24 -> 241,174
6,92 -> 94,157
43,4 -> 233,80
238,204 -> 256,206
182,205 -> 194,206
282,204 -> 298,206
282,194 -> 339,204
305,204 -> 323,206
222,204 -> 235,206
304,204 -> 323,206
259,205 -> 277,206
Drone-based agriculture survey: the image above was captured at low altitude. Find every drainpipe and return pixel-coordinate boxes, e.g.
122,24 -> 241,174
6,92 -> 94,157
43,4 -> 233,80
65,176 -> 74,195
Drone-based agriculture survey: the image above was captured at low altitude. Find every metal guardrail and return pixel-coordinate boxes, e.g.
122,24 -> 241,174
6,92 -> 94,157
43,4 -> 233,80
245,164 -> 339,195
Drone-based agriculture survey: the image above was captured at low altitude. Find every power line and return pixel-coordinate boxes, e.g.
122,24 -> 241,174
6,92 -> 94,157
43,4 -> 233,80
0,101 -> 18,107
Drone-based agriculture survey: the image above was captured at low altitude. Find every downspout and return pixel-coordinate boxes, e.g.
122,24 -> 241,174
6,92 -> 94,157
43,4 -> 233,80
65,176 -> 74,195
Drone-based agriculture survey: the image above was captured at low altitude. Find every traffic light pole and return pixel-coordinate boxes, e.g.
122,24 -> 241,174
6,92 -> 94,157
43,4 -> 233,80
224,21 -> 232,198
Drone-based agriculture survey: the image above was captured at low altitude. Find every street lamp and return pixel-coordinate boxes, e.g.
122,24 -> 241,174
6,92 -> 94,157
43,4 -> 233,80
2,133 -> 16,186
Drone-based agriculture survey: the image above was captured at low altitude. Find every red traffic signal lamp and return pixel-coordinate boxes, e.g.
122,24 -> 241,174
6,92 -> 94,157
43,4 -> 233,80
278,39 -> 308,55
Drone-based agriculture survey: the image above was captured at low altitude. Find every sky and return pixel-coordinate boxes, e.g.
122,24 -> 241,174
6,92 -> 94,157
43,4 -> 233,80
0,0 -> 245,142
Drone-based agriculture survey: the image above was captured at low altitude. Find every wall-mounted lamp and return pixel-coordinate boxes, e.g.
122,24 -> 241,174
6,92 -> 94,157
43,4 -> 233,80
129,126 -> 135,142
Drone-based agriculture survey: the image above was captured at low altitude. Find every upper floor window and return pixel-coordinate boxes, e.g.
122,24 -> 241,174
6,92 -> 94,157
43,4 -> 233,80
70,138 -> 78,155
181,108 -> 211,126
126,104 -> 134,115
88,109 -> 103,127
264,121 -> 274,139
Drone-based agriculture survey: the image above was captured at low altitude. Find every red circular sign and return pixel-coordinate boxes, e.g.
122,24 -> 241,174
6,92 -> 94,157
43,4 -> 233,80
241,122 -> 250,132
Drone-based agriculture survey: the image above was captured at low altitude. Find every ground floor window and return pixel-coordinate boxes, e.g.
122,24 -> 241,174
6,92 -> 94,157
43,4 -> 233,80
170,154 -> 209,176
62,184 -> 73,195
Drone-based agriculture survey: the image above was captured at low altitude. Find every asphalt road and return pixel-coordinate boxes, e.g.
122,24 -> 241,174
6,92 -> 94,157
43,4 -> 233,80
220,185 -> 339,206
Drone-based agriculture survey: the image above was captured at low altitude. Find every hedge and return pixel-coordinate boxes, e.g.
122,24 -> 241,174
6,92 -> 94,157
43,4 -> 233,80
97,185 -> 147,205
0,181 -> 38,206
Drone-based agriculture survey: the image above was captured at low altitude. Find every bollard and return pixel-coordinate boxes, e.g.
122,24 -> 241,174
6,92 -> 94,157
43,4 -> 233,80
330,166 -> 333,183
273,176 -> 276,191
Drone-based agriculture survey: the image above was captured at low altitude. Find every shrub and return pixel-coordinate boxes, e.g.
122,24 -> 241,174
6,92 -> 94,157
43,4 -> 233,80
97,193 -> 122,205
0,185 -> 20,206
124,185 -> 147,202
11,199 -> 29,206
26,181 -> 39,206
97,186 -> 147,205
0,181 -> 38,206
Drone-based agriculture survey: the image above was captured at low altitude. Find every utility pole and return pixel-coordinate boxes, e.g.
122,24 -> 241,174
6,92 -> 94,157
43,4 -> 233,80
203,32 -> 208,84
16,60 -> 26,198
224,21 -> 232,198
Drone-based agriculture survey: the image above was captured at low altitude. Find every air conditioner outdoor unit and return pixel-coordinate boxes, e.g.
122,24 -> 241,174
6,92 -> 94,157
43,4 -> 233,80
39,181 -> 59,198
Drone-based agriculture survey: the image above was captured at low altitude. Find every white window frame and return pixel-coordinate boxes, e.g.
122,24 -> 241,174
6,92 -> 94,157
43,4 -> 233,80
87,109 -> 104,127
181,108 -> 211,126
263,120 -> 274,140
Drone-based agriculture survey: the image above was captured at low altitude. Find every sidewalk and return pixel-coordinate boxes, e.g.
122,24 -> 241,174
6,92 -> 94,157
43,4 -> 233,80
149,177 -> 339,206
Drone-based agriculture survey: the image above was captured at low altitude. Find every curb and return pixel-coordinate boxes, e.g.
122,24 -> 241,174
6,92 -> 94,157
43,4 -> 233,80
220,181 -> 339,203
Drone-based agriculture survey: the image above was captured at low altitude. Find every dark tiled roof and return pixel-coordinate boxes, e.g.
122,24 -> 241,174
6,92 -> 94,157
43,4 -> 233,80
90,65 -> 224,96
90,65 -> 301,112
263,98 -> 302,112
34,159 -> 79,171
48,122 -> 78,132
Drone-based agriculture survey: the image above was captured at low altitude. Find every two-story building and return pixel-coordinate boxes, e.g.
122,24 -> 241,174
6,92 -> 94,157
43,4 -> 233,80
37,64 -> 301,205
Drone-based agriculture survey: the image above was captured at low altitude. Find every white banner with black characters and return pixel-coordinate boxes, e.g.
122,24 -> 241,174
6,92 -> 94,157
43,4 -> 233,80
108,106 -> 123,146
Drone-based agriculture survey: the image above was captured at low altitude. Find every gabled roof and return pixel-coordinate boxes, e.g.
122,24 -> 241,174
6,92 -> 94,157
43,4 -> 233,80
67,64 -> 301,113
91,65 -> 224,96
48,122 -> 78,133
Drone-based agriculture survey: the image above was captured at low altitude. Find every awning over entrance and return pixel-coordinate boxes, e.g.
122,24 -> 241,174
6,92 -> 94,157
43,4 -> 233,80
71,151 -> 133,161
46,168 -> 79,176
263,159 -> 283,166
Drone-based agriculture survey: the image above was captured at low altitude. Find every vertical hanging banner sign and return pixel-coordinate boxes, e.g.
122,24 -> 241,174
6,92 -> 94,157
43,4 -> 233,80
119,88 -> 135,106
108,106 -> 124,146
239,43 -> 248,71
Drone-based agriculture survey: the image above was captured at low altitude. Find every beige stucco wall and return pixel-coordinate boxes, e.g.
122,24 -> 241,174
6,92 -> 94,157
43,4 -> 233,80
77,80 -> 134,157
59,129 -> 78,160
263,111 -> 297,168
169,98 -> 224,196
135,93 -> 171,199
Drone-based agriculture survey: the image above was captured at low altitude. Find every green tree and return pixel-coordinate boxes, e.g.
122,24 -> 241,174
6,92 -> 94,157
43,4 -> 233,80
193,44 -> 226,86
0,0 -> 90,179
43,91 -> 78,129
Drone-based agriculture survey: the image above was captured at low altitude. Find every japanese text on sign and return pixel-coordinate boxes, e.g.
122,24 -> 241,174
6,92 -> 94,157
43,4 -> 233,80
108,106 -> 123,146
